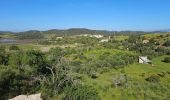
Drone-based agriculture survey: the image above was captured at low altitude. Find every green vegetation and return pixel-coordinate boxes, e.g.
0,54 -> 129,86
0,30 -> 170,100
163,39 -> 170,46
16,30 -> 44,39
63,85 -> 100,100
163,57 -> 170,63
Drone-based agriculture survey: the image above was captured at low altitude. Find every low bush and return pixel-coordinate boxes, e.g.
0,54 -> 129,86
63,85 -> 100,100
145,75 -> 160,83
162,57 -> 170,63
163,39 -> 170,47
9,45 -> 20,51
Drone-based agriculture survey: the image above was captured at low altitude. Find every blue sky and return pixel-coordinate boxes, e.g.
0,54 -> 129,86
0,0 -> 170,31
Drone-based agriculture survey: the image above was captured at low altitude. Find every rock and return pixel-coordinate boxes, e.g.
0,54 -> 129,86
9,93 -> 42,100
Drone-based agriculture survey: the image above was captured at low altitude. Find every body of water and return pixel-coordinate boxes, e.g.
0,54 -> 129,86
0,38 -> 36,44
0,38 -> 18,43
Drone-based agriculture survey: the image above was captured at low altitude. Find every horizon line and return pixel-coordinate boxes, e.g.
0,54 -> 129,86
0,28 -> 170,33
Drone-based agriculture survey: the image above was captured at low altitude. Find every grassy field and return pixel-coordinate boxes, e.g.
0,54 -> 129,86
0,33 -> 17,38
0,43 -> 79,52
83,56 -> 170,100
114,35 -> 129,41
142,33 -> 170,44
0,32 -> 170,99
3,43 -> 169,100
83,48 -> 136,59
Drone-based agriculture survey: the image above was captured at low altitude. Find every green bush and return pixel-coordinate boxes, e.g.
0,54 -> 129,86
9,45 -> 20,51
63,85 -> 100,100
0,45 -> 6,52
163,57 -> 170,63
156,46 -> 170,55
145,75 -> 160,83
0,69 -> 35,100
163,39 -> 170,46
0,52 -> 9,65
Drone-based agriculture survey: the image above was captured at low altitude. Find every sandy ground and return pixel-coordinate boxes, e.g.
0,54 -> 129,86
9,93 -> 42,100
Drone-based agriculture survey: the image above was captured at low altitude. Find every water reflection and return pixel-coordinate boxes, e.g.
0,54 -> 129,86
0,39 -> 18,43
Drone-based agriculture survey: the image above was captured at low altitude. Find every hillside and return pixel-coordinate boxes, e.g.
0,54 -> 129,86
0,31 -> 170,100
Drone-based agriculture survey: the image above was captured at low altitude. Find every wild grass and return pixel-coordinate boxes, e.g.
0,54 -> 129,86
82,56 -> 170,100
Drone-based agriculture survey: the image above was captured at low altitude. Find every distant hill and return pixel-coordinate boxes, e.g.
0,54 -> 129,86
1,28 -> 169,37
16,30 -> 44,39
43,28 -> 113,35
42,28 -> 147,35
150,29 -> 170,33
0,31 -> 13,34
159,29 -> 170,32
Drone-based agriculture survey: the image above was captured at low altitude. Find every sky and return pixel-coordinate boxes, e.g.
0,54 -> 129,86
0,0 -> 170,31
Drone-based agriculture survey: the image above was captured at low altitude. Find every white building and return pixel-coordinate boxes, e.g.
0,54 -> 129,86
142,40 -> 149,44
139,56 -> 151,64
56,37 -> 63,39
100,39 -> 109,43
79,34 -> 103,38
92,35 -> 103,38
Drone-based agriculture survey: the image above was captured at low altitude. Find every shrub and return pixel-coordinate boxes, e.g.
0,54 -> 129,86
48,48 -> 66,64
22,50 -> 49,75
63,85 -> 100,100
0,69 -> 35,100
9,45 -> 20,51
156,46 -> 170,55
0,45 -> 6,52
91,73 -> 99,79
0,53 -> 9,65
163,39 -> 170,46
162,57 -> 170,63
157,72 -> 166,77
9,52 -> 23,67
128,35 -> 140,43
145,75 -> 160,83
